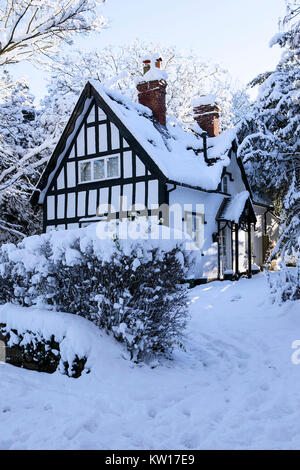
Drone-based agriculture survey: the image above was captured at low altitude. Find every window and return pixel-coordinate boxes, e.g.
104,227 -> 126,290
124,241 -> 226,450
107,156 -> 119,178
94,160 -> 105,180
184,212 -> 204,249
223,176 -> 228,193
79,155 -> 120,183
80,161 -> 91,182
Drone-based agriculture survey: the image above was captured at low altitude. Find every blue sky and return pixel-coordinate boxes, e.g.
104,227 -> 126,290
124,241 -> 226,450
10,0 -> 286,102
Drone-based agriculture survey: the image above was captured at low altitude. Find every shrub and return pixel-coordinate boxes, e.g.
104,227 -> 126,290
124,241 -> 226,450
266,261 -> 300,303
0,221 -> 193,361
0,325 -> 87,377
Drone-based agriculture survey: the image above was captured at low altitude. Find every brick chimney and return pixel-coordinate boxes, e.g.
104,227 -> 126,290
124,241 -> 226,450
193,95 -> 220,137
136,57 -> 167,126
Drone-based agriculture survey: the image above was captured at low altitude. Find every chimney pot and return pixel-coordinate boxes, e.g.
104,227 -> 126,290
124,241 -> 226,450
155,57 -> 162,69
143,59 -> 151,75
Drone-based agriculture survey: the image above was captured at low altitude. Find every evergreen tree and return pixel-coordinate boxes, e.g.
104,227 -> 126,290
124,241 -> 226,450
237,1 -> 300,258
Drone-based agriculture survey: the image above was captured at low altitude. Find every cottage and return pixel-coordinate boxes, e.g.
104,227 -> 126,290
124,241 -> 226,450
31,57 -> 279,282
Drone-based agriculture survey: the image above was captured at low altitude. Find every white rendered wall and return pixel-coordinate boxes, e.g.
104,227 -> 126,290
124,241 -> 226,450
169,186 -> 224,279
225,153 -> 247,195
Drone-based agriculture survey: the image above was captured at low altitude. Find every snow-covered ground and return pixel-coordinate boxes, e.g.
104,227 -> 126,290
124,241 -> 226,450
0,273 -> 299,450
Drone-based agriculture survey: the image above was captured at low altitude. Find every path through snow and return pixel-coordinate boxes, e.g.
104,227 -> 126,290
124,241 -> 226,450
0,274 -> 299,449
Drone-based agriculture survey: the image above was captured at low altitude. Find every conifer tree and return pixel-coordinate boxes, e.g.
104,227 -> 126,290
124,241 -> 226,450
237,1 -> 300,258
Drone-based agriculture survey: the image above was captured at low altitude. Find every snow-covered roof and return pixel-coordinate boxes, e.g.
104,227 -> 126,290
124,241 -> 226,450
217,191 -> 256,224
222,191 -> 250,223
91,81 -> 235,191
32,81 -> 238,205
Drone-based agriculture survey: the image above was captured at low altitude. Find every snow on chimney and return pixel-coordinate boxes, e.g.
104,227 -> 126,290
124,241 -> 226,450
192,94 -> 220,137
136,55 -> 167,126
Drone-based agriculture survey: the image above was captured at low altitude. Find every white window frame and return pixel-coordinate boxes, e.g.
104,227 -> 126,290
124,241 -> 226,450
79,154 -> 120,184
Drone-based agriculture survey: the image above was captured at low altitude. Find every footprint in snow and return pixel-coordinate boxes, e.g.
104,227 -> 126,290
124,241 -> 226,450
83,420 -> 98,433
148,408 -> 157,418
230,294 -> 242,302
182,408 -> 191,418
0,439 -> 14,450
43,404 -> 53,411
181,432 -> 199,449
260,383 -> 270,392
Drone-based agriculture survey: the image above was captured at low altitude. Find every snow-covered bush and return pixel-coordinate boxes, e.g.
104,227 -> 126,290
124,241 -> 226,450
0,303 -> 99,377
0,221 -> 193,361
266,263 -> 300,303
0,325 -> 87,377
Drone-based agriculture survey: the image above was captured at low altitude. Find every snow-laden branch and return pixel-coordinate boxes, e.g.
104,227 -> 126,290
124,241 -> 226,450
0,221 -> 25,237
40,39 -> 250,129
0,137 -> 56,185
0,0 -> 108,66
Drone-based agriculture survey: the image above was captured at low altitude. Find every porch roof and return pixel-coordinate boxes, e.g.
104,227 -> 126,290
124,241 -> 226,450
216,191 -> 256,224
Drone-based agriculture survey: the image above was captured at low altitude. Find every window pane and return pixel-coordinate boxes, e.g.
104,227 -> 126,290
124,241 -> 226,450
80,161 -> 91,181
107,156 -> 119,178
195,214 -> 204,249
223,176 -> 228,193
185,213 -> 193,238
94,159 -> 105,180
192,214 -> 197,232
